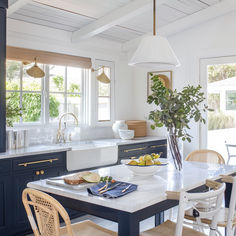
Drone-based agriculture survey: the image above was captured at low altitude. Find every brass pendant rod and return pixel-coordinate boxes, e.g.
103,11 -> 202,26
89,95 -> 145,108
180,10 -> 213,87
153,0 -> 156,36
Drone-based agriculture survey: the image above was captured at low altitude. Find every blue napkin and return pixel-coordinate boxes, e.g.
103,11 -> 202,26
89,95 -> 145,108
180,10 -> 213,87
87,181 -> 137,199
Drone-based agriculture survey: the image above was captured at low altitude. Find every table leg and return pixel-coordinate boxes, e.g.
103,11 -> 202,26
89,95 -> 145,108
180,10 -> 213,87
225,182 -> 232,236
118,212 -> 139,236
155,211 -> 164,226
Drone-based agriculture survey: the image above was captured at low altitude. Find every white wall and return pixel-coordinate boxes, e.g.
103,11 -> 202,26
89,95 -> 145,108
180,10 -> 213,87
131,10 -> 236,157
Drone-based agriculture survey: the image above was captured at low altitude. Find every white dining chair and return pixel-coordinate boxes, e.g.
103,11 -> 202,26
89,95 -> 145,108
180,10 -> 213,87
141,180 -> 225,236
185,176 -> 236,236
225,142 -> 236,164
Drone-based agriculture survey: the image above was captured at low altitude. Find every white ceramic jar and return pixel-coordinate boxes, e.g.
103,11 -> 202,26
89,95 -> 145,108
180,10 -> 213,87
112,120 -> 128,138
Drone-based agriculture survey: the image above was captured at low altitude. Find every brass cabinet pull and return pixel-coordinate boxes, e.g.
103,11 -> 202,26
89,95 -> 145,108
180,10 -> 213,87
18,158 -> 59,167
35,171 -> 40,176
150,144 -> 167,148
40,170 -> 44,175
124,147 -> 147,153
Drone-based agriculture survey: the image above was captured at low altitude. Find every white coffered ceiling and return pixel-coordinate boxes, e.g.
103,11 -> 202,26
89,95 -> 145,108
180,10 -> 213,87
7,0 -> 235,45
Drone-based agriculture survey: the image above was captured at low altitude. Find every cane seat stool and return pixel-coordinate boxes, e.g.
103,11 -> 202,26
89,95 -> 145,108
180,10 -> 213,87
22,188 -> 117,236
186,149 -> 225,164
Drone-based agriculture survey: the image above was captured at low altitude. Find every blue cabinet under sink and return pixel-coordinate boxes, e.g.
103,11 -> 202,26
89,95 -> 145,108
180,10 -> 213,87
0,151 -> 83,236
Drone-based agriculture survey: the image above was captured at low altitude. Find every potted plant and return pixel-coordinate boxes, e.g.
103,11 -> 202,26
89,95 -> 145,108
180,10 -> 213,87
147,74 -> 212,170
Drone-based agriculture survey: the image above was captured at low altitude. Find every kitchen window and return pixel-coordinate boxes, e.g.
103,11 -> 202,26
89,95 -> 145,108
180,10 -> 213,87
93,60 -> 115,126
6,59 -> 114,127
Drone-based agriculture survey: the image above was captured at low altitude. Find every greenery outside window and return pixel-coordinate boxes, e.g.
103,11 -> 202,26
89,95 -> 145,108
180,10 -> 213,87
6,60 -> 82,126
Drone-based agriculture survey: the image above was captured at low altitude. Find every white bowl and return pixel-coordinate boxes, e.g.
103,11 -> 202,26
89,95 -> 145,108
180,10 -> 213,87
119,129 -> 134,140
122,158 -> 168,176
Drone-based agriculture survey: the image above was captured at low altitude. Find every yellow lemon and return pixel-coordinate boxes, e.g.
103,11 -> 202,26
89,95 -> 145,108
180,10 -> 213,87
128,160 -> 138,165
154,160 -> 161,165
145,160 -> 154,166
144,155 -> 152,162
139,156 -> 144,162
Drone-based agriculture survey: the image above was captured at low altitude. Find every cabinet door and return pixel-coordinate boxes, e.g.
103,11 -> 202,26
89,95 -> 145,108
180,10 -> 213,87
0,175 -> 11,236
11,172 -> 37,235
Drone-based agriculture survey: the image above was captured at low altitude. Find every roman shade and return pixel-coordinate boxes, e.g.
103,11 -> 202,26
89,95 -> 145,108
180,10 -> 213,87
6,46 -> 92,69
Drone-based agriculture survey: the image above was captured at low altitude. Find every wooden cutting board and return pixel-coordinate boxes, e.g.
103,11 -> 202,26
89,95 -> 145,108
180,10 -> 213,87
125,120 -> 147,137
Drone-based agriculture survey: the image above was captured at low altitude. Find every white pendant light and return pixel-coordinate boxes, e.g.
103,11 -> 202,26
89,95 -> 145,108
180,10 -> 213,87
128,0 -> 180,69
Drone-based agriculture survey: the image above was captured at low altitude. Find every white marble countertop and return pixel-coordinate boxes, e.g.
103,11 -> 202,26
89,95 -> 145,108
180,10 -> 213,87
0,145 -> 72,160
28,161 -> 236,213
0,136 -> 165,160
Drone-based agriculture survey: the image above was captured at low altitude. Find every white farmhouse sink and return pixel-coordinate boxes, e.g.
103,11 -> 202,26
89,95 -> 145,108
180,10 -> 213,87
59,141 -> 118,171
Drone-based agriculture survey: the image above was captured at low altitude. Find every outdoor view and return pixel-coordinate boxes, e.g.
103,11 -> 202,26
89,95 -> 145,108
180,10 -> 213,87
6,60 -> 81,126
207,63 -> 236,163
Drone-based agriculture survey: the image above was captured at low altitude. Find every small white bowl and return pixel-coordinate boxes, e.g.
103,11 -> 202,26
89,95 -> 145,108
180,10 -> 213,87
122,158 -> 168,176
119,129 -> 134,140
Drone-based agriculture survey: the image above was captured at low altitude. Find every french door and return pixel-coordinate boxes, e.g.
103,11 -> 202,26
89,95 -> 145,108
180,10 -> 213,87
200,56 -> 236,160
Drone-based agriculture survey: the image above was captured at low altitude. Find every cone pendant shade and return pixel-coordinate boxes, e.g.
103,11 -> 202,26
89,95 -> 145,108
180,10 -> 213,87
128,35 -> 180,69
97,71 -> 110,84
26,58 -> 45,78
128,0 -> 180,69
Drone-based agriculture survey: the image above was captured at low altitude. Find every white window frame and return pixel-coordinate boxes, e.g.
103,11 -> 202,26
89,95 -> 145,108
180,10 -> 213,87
90,59 -> 115,127
6,61 -> 84,128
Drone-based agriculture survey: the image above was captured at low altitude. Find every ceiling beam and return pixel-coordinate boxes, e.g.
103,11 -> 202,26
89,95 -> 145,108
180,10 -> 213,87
71,0 -> 170,43
122,0 -> 236,52
8,0 -> 31,15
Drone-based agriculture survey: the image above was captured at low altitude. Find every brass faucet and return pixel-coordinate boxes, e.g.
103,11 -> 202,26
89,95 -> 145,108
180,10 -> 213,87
56,113 -> 79,143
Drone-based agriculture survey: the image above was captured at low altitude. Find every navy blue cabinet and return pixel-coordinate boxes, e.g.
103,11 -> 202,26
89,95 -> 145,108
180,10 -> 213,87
118,139 -> 167,162
0,175 -> 11,235
0,151 -> 70,236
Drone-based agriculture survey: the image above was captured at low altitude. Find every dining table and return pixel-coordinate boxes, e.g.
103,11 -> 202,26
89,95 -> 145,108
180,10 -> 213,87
27,161 -> 236,236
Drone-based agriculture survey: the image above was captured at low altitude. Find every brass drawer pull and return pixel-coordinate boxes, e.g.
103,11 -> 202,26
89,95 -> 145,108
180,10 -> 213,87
150,144 -> 167,148
124,147 -> 147,153
18,158 -> 59,167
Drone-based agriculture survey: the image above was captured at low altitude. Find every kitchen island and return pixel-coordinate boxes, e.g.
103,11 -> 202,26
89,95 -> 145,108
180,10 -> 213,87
0,136 -> 167,235
28,161 -> 236,236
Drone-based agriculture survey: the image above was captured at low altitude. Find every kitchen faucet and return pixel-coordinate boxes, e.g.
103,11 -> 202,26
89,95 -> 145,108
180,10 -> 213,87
56,112 -> 79,143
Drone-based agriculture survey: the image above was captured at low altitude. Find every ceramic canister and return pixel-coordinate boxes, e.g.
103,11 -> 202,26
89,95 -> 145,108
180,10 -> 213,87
112,120 -> 128,138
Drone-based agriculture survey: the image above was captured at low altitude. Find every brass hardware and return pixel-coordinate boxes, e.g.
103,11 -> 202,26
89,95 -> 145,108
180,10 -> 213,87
18,158 -> 59,167
40,170 -> 44,175
35,171 -> 40,176
150,144 -> 167,148
124,147 -> 147,153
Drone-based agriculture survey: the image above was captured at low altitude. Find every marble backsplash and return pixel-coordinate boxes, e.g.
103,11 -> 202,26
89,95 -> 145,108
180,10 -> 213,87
27,125 -> 114,145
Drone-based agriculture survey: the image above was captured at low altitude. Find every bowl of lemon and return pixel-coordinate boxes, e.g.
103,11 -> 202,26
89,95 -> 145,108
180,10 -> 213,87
123,153 -> 168,176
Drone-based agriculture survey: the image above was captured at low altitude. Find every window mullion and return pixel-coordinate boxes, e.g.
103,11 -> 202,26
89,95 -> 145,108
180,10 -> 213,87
65,67 -> 67,115
19,63 -> 23,124
44,65 -> 50,124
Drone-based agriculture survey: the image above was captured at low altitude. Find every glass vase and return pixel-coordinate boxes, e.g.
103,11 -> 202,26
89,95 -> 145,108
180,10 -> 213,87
168,133 -> 183,171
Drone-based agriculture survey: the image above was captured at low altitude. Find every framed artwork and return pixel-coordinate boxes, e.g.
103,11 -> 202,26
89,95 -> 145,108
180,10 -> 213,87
147,70 -> 172,97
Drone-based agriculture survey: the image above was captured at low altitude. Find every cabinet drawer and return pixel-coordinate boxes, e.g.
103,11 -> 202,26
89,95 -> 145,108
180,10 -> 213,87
0,160 -> 11,174
118,140 -> 167,159
13,152 -> 66,171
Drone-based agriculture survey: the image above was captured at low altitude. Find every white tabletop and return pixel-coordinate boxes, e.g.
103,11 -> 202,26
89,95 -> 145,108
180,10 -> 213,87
28,161 -> 236,213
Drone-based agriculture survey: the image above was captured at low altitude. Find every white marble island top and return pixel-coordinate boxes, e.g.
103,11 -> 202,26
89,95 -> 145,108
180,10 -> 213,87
28,161 -> 236,213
